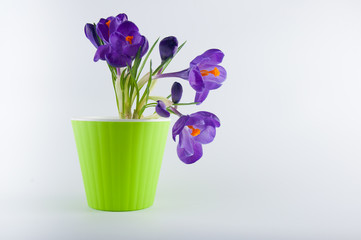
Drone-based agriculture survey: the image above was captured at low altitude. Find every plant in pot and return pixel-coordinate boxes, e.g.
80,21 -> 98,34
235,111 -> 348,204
72,13 -> 227,211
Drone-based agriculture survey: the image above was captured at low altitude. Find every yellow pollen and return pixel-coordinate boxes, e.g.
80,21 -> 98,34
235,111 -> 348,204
200,67 -> 220,77
106,20 -> 111,28
187,125 -> 201,137
126,36 -> 134,44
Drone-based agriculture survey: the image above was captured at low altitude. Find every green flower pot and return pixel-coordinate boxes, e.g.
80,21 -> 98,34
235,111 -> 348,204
72,117 -> 170,211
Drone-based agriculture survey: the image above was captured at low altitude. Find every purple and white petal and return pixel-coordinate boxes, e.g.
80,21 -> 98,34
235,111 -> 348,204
178,128 -> 195,156
172,115 -> 189,141
194,89 -> 209,104
188,67 -> 204,92
177,136 -> 203,164
191,111 -> 221,128
194,125 -> 216,144
155,101 -> 170,118
200,65 -> 227,90
190,49 -> 224,67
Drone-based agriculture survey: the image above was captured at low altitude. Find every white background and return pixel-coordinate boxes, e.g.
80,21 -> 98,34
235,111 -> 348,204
1,0 -> 361,239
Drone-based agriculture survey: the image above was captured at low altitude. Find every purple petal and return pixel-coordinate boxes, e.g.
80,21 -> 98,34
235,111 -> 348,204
109,13 -> 128,35
109,32 -> 126,51
178,128 -> 195,155
122,35 -> 146,58
94,45 -> 110,61
105,50 -> 132,67
116,21 -> 139,36
194,89 -> 209,104
140,37 -> 149,57
200,65 -> 227,90
177,131 -> 203,164
194,125 -> 216,144
185,115 -> 204,127
172,115 -> 189,141
96,18 -> 110,43
189,67 -> 204,92
155,101 -> 170,118
127,31 -> 142,43
171,82 -> 183,103
190,49 -> 224,67
84,23 -> 100,48
191,111 -> 221,128
116,13 -> 128,21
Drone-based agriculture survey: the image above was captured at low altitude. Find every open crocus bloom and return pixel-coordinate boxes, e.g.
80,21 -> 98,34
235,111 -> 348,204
172,111 -> 220,164
109,21 -> 149,59
189,49 -> 227,103
156,49 -> 226,104
86,13 -> 148,68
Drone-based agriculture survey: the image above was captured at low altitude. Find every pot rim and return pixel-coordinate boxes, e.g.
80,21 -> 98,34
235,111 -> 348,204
71,116 -> 171,122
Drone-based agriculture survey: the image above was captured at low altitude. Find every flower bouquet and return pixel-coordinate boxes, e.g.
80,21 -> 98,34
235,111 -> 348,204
72,12 -> 226,211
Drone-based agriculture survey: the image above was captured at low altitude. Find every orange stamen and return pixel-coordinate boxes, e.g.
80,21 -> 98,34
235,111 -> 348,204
106,20 -> 111,28
200,67 -> 220,77
187,125 -> 201,137
126,36 -> 134,44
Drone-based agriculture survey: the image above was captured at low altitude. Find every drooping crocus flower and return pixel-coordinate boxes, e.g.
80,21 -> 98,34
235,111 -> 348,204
172,111 -> 220,164
171,82 -> 183,104
91,16 -> 149,67
159,36 -> 178,62
156,49 -> 227,104
155,100 -> 170,118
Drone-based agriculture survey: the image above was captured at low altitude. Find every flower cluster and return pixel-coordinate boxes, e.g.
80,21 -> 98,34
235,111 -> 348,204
84,13 -> 227,164
85,13 -> 148,67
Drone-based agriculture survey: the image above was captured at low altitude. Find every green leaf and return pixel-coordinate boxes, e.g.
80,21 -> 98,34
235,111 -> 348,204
137,38 -> 160,80
151,40 -> 187,76
137,61 -> 153,118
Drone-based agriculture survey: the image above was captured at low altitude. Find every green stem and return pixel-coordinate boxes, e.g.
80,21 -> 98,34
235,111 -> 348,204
173,102 -> 199,106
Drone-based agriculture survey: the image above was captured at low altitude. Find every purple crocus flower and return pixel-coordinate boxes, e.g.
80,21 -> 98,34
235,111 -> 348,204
159,36 -> 178,62
155,101 -> 170,118
91,16 -> 149,67
172,111 -> 220,164
156,49 -> 227,104
109,21 -> 149,59
171,82 -> 183,104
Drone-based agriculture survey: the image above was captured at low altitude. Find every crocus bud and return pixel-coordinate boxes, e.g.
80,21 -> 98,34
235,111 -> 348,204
155,101 -> 170,118
171,82 -> 183,104
84,23 -> 100,48
159,36 -> 178,62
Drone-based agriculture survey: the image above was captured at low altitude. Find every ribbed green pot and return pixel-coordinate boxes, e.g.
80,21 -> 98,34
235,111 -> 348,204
72,117 -> 170,211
